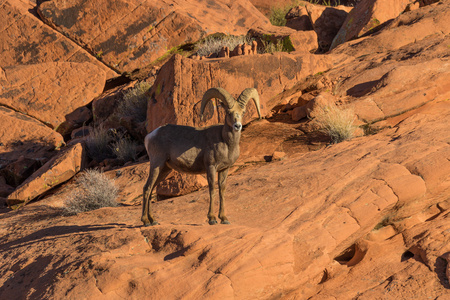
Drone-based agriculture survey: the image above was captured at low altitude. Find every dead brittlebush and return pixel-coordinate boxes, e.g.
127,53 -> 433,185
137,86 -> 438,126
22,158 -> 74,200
63,169 -> 118,215
311,101 -> 357,143
118,81 -> 151,123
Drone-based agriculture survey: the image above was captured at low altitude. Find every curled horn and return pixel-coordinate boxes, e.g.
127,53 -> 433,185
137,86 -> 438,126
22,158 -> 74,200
236,88 -> 262,119
200,87 -> 236,119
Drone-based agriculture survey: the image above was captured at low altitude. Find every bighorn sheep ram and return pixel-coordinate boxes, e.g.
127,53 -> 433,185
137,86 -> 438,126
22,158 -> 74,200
142,87 -> 261,226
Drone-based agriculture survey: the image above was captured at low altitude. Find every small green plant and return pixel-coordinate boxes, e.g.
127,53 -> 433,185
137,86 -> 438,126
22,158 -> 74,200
111,137 -> 139,162
96,50 -> 103,59
307,0 -> 341,5
262,40 -> 285,53
269,0 -> 299,26
118,81 -> 151,123
311,102 -> 357,143
261,36 -> 294,54
196,34 -> 253,57
63,169 -> 119,215
85,126 -> 114,162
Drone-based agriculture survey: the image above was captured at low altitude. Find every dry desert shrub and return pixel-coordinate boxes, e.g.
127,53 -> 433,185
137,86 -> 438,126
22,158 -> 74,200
118,81 -> 151,122
111,137 -> 139,162
63,169 -> 118,215
311,102 -> 357,143
196,35 -> 253,57
85,126 -> 114,162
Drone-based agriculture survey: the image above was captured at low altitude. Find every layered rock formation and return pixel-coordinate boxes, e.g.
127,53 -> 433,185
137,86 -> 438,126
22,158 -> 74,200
0,0 -> 450,299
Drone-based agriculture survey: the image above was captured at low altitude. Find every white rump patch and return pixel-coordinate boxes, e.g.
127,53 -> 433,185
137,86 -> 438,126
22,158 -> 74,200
144,127 -> 160,152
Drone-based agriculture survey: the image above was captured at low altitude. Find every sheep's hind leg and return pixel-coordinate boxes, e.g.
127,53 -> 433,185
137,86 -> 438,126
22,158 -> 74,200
206,166 -> 218,225
142,164 -> 171,226
218,169 -> 230,224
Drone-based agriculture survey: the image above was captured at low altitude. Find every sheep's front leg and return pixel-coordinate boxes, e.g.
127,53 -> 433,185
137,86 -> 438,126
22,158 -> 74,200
206,165 -> 217,225
218,169 -> 230,224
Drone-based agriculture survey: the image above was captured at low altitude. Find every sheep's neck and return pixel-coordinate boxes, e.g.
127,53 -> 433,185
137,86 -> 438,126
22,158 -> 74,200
222,123 -> 240,148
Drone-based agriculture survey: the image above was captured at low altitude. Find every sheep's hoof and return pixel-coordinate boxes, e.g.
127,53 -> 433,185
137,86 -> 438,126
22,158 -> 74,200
208,219 -> 218,225
143,221 -> 159,227
221,220 -> 230,225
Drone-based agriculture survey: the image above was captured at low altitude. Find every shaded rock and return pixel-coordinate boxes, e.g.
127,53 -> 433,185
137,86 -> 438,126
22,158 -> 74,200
119,117 -> 147,142
331,0 -> 413,50
156,172 -> 208,198
56,106 -> 93,139
291,105 -> 308,121
238,119 -> 314,163
287,2 -> 352,52
0,106 -> 64,166
1,157 -> 40,187
7,143 -> 87,208
0,0 -> 116,78
0,62 -> 106,128
92,82 -> 135,123
146,53 -> 331,132
37,0 -> 274,73
0,176 -> 14,198
70,126 -> 92,140
286,4 -> 314,31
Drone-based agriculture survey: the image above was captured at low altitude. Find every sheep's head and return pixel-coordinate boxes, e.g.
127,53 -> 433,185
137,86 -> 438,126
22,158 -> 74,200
200,87 -> 262,132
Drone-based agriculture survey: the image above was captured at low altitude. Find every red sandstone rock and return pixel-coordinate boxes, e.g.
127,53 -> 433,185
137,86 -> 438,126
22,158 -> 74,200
0,0 -> 116,78
0,62 -> 106,128
37,0 -> 274,73
146,53 -> 330,132
331,0 -> 413,49
306,92 -> 337,118
1,1 -> 450,299
0,106 -> 64,166
1,99 -> 449,299
291,105 -> 308,121
156,172 -> 208,198
6,143 -> 87,208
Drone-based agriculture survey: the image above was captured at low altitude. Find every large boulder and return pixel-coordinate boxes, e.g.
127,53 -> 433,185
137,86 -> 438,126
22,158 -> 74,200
156,173 -> 208,198
331,0 -> 450,57
0,0 -> 116,78
330,0 -> 413,49
37,0 -> 275,73
0,62 -> 106,128
6,143 -> 87,208
146,52 -> 331,132
0,106 -> 64,166
325,2 -> 450,123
